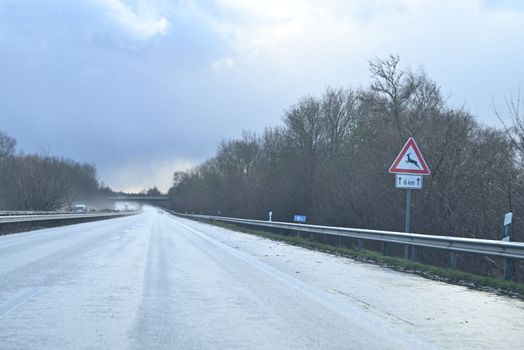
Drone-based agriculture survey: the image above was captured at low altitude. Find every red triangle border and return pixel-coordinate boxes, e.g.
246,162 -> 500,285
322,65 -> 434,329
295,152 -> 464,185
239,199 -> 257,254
389,138 -> 430,175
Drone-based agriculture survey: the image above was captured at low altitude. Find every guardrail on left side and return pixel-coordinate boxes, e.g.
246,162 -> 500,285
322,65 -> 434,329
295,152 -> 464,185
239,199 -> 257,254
0,210 -> 61,216
0,211 -> 140,235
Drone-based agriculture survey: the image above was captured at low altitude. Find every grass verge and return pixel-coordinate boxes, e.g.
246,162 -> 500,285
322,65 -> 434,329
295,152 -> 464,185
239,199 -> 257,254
191,218 -> 524,299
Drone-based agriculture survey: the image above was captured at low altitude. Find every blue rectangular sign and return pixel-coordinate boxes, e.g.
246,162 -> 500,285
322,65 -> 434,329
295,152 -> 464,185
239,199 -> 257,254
293,215 -> 307,223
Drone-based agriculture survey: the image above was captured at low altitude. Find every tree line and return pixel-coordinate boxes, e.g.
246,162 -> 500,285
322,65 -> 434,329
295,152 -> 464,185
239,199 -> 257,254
0,131 -> 100,211
167,55 -> 524,277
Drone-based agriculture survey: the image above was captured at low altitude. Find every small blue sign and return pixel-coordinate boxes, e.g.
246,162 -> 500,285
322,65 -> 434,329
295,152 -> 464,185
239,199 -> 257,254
293,215 -> 307,223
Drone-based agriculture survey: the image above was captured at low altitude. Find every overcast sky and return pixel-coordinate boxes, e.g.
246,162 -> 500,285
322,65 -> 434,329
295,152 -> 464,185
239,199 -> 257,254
1,0 -> 523,192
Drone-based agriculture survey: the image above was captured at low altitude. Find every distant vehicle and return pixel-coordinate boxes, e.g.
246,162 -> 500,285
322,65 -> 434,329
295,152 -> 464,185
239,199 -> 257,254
72,204 -> 87,213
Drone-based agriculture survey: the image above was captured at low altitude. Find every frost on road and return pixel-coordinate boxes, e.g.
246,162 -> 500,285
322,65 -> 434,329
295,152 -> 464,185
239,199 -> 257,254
0,207 -> 523,349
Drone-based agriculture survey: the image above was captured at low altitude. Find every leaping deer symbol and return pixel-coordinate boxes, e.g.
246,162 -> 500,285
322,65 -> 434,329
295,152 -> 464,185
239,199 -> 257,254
405,153 -> 420,168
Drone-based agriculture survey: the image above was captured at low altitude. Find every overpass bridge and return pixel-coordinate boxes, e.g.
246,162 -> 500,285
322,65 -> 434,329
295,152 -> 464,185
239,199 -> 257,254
106,195 -> 169,209
107,196 -> 169,202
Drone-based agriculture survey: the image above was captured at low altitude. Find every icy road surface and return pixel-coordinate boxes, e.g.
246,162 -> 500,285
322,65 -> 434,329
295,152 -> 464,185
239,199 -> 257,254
0,207 -> 523,349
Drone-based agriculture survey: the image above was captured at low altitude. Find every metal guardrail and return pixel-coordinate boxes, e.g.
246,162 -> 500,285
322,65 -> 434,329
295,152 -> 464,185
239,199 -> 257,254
0,211 -> 140,234
173,212 -> 524,279
0,210 -> 61,216
0,212 -> 137,224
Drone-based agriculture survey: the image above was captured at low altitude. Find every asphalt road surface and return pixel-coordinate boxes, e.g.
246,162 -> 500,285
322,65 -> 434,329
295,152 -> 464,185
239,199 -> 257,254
1,207 -> 523,349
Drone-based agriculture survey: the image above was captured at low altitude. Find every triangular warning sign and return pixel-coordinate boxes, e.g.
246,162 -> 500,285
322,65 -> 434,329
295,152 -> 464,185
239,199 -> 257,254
389,138 -> 430,175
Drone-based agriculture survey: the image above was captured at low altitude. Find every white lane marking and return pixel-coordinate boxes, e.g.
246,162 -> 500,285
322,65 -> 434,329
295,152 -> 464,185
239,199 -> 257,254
0,288 -> 41,319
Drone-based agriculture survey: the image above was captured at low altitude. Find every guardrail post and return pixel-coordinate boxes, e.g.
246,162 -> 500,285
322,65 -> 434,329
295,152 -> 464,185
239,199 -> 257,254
504,258 -> 514,280
382,242 -> 388,256
404,245 -> 409,259
450,251 -> 457,270
411,246 -> 417,261
357,238 -> 363,250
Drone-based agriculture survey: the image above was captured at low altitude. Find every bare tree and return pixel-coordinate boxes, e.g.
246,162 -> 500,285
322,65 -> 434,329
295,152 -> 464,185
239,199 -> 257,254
368,54 -> 419,141
0,130 -> 16,159
493,88 -> 524,157
321,87 -> 359,154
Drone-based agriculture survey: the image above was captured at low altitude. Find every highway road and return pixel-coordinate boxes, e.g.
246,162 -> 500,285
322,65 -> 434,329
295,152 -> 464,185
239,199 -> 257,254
0,207 -> 523,349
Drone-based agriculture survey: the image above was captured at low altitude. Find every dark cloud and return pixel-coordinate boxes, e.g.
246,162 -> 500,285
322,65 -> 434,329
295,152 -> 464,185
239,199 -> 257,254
1,0 -> 523,191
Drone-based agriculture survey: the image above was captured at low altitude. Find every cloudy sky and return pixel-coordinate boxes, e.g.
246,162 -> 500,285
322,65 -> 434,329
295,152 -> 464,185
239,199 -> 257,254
1,0 -> 523,192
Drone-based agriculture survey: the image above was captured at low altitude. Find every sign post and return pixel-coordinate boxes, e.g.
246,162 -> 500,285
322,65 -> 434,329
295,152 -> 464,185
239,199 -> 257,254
389,138 -> 430,260
405,189 -> 412,233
